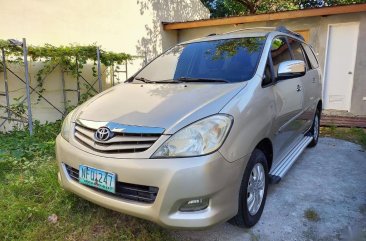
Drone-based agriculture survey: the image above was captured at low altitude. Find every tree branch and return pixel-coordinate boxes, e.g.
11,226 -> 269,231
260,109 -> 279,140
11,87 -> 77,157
232,0 -> 258,13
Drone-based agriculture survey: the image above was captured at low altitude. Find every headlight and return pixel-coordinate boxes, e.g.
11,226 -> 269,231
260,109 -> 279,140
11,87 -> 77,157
61,110 -> 75,142
152,114 -> 233,158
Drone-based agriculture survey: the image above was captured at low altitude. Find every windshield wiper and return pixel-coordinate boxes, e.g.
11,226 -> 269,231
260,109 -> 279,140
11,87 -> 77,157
134,77 -> 153,83
177,77 -> 230,83
133,76 -> 229,84
133,77 -> 182,84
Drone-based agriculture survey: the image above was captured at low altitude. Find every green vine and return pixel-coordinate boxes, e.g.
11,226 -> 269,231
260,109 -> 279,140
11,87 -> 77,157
0,40 -> 132,126
0,41 -> 132,103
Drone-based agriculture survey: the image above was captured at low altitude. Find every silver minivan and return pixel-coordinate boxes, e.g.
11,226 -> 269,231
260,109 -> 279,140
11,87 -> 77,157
56,27 -> 322,229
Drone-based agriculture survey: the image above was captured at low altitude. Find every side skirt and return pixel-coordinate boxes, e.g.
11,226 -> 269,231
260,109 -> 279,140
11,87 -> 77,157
269,136 -> 313,184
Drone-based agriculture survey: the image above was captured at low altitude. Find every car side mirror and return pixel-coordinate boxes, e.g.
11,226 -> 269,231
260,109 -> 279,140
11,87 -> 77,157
277,60 -> 305,80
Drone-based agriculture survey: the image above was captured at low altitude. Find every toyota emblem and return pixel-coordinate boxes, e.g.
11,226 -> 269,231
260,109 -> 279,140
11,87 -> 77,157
95,127 -> 112,141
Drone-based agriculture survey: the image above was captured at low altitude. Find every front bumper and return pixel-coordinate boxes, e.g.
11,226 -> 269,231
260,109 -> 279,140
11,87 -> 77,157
56,135 -> 248,229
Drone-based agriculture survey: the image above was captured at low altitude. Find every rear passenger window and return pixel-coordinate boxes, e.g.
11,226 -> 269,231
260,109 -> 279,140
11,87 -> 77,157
271,37 -> 292,77
302,43 -> 319,69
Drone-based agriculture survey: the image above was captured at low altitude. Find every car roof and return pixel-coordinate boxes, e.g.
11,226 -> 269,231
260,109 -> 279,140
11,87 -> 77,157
179,27 -> 305,45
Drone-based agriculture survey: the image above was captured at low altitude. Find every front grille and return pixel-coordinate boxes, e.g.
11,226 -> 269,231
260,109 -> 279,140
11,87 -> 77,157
74,123 -> 161,154
65,164 -> 159,204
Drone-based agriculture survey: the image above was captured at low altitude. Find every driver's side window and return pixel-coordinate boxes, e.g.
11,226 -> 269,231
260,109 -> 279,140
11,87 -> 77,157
262,59 -> 273,87
271,37 -> 292,79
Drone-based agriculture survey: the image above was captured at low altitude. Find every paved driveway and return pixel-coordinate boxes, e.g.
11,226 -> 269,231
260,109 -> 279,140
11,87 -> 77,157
171,138 -> 366,241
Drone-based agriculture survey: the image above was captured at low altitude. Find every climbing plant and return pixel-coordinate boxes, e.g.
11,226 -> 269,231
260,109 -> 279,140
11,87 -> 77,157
0,41 -> 132,102
0,40 -> 132,128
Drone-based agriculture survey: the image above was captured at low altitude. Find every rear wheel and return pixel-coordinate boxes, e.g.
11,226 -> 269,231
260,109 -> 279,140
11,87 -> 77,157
308,109 -> 320,147
230,149 -> 268,228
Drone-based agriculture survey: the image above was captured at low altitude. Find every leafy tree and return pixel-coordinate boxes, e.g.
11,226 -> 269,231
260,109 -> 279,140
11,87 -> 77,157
201,0 -> 246,17
201,0 -> 366,17
299,0 -> 366,8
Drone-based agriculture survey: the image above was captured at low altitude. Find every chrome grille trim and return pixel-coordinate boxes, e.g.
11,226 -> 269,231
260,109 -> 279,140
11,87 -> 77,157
76,119 -> 165,134
74,119 -> 164,154
75,125 -> 159,144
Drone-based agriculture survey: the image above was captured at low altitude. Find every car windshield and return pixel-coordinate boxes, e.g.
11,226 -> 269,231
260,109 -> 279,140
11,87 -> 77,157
134,37 -> 266,83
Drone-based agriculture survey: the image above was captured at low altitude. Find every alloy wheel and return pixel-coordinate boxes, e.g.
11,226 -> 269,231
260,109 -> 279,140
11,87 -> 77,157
247,163 -> 265,216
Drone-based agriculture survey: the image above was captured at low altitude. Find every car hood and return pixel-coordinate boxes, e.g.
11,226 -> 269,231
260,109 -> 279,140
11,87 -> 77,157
76,83 -> 246,134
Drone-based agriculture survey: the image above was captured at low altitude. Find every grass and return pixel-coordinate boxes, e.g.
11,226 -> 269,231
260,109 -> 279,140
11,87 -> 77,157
304,208 -> 320,222
0,122 -> 172,241
320,126 -> 366,149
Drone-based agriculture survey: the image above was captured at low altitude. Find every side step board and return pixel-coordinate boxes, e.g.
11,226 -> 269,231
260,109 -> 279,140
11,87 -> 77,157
269,136 -> 313,184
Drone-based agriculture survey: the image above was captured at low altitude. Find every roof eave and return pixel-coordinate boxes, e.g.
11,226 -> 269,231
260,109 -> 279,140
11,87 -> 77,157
163,3 -> 366,30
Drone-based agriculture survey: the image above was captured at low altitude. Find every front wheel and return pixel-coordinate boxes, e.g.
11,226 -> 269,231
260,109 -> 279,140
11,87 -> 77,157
308,109 -> 320,147
230,149 -> 268,228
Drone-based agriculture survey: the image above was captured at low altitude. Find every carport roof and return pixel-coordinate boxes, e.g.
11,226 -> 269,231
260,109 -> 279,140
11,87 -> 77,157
163,3 -> 366,30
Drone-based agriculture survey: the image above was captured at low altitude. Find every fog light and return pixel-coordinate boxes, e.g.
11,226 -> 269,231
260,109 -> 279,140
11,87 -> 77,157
179,198 -> 209,212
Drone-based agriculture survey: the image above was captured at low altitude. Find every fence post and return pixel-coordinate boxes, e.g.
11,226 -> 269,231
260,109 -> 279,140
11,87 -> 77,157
125,61 -> 128,81
61,69 -> 67,116
97,47 -> 102,93
22,38 -> 33,135
75,57 -> 80,103
144,51 -> 148,66
1,48 -> 10,119
111,64 -> 115,86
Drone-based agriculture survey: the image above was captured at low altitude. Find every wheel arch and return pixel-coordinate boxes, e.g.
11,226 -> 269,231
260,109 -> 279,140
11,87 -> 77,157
255,138 -> 273,171
317,100 -> 322,117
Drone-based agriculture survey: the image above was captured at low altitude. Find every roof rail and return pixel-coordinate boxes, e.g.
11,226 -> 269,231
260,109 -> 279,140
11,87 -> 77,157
223,27 -> 276,35
275,26 -> 305,41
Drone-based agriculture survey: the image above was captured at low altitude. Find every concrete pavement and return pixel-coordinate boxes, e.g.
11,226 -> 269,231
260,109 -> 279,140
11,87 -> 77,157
171,138 -> 366,241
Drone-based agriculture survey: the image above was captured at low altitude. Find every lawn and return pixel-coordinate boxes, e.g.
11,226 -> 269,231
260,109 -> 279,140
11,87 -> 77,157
320,126 -> 366,149
0,122 -> 172,241
0,122 -> 365,240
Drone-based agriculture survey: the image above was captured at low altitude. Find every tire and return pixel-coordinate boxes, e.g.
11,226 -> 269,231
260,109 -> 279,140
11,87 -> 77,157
308,109 -> 320,148
229,149 -> 269,228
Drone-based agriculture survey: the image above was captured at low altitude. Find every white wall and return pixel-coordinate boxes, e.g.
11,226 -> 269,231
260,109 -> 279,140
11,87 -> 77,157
0,0 -> 209,72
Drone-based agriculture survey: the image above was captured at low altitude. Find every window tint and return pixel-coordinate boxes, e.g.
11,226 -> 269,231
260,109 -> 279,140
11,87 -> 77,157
302,43 -> 319,69
262,58 -> 273,87
301,46 -> 312,70
288,38 -> 306,62
136,37 -> 266,83
270,37 -> 292,77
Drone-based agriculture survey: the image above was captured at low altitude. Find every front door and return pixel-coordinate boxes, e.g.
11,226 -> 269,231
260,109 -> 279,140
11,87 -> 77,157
323,22 -> 359,111
270,36 -> 304,162
272,78 -> 304,160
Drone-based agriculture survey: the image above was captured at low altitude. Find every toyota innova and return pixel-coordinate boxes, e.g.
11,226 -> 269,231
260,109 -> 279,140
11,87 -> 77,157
56,26 -> 322,228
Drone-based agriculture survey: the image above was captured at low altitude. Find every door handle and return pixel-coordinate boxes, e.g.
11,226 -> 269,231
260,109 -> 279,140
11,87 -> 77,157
296,84 -> 302,92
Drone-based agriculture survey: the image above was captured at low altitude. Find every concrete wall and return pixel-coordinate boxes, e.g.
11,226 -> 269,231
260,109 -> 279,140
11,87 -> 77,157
177,12 -> 366,116
352,14 -> 366,116
0,0 -> 209,63
0,0 -> 210,131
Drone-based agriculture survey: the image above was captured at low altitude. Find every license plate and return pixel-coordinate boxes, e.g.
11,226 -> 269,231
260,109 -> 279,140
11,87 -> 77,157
79,165 -> 116,193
